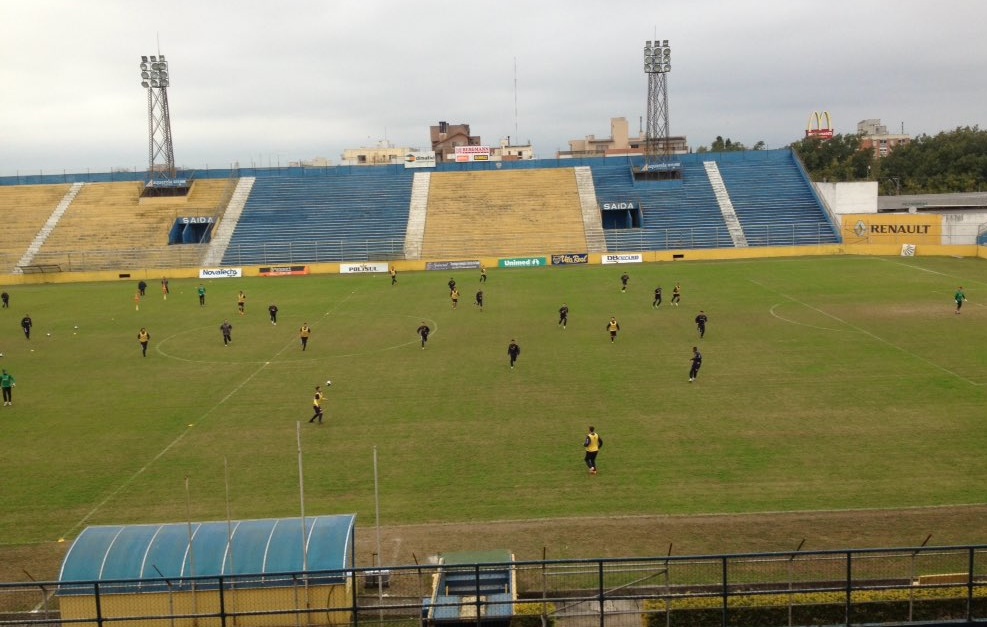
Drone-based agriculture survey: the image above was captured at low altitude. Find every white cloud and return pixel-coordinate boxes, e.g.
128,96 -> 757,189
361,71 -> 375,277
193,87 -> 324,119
1,0 -> 985,173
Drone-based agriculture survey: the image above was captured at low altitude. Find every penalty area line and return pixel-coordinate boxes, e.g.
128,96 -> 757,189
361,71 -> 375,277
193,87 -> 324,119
751,279 -> 982,387
57,360 -> 273,543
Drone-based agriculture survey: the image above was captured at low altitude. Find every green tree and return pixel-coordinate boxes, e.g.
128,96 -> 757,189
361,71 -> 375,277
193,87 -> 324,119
880,126 -> 987,193
696,136 -> 751,153
792,126 -> 987,193
790,133 -> 873,183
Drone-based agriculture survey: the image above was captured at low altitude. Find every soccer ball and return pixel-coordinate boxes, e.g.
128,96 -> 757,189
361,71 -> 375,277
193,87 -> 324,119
325,380 -> 332,387
46,332 -> 51,337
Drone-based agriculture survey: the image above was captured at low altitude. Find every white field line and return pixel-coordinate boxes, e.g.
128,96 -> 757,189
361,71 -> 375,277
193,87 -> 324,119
751,278 -> 982,387
58,290 -> 363,542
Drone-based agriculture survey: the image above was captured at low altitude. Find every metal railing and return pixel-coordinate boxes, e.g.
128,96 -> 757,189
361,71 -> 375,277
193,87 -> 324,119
2,545 -> 985,627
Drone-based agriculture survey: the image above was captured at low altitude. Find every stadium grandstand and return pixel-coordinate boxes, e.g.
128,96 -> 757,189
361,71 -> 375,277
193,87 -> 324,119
0,148 -> 840,272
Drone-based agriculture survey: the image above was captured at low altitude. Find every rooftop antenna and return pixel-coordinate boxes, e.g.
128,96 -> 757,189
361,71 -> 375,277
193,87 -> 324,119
513,57 -> 519,146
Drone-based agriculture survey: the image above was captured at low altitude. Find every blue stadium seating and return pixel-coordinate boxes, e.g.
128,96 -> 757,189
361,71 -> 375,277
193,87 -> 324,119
593,159 -> 734,251
715,150 -> 840,246
221,167 -> 415,264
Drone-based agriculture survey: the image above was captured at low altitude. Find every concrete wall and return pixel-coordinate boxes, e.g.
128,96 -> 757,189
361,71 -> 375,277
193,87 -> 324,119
4,245 -> 985,288
815,181 -> 878,215
59,582 -> 352,627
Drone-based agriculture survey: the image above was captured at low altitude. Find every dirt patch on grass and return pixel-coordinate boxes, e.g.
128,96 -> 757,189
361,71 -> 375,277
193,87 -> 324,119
358,505 -> 987,565
4,505 -> 985,584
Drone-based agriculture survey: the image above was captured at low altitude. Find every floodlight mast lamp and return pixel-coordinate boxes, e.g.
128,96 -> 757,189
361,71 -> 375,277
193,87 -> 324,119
643,40 -> 671,166
139,54 -> 176,182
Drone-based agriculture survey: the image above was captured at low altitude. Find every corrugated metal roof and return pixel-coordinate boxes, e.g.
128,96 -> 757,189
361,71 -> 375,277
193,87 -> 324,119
58,515 -> 355,594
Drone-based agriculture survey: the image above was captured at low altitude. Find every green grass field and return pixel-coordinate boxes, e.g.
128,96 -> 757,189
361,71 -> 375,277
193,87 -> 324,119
1,256 -> 985,574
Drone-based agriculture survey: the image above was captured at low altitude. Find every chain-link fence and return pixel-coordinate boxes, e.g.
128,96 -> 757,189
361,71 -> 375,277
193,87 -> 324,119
2,546 -> 985,627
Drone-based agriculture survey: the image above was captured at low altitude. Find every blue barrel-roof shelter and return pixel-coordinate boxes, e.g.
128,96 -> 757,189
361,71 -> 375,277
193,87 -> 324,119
58,514 -> 356,627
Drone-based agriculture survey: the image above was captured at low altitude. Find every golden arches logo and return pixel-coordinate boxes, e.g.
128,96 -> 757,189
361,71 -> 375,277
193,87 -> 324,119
806,111 -> 834,139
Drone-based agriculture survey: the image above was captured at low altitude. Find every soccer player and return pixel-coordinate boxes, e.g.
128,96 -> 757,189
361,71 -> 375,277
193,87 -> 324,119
268,304 -> 278,325
21,314 -> 32,340
134,290 -> 141,311
417,322 -> 430,349
237,291 -> 246,315
479,265 -> 487,283
390,266 -> 397,285
137,327 -> 150,357
558,303 -> 569,329
308,386 -> 325,424
451,287 -> 460,310
508,339 -> 521,369
606,316 -> 620,343
447,277 -> 457,293
583,426 -> 602,475
955,286 -> 966,314
620,272 -> 629,292
197,284 -> 207,306
299,323 -> 312,351
161,277 -> 169,300
689,346 -> 703,382
1,369 -> 15,406
475,290 -> 484,311
137,280 -> 147,296
671,283 -> 681,306
220,320 -> 233,346
1,291 -> 9,308
652,287 -> 662,308
695,310 -> 708,339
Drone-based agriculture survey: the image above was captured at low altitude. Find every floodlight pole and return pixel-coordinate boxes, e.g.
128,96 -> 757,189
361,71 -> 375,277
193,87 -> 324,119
643,40 -> 671,166
140,54 -> 177,183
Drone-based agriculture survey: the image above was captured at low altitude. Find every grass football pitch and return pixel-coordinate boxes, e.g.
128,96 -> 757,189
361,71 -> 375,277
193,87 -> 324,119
0,255 -> 985,577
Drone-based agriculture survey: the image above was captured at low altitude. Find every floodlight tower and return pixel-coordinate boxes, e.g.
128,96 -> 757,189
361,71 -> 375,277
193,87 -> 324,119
643,40 -> 671,166
139,54 -> 176,184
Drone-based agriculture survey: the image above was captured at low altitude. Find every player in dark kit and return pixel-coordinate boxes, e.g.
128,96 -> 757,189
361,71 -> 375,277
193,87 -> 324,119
508,339 -> 521,369
447,277 -> 456,293
695,311 -> 708,338
21,314 -> 32,340
137,327 -> 150,357
417,322 -> 430,349
689,346 -> 703,382
308,386 -> 325,424
606,316 -> 620,343
268,304 -> 278,325
652,287 -> 662,308
584,426 -> 602,475
558,304 -> 569,329
220,320 -> 233,346
475,290 -> 484,311
620,273 -> 629,292
1,291 -> 9,308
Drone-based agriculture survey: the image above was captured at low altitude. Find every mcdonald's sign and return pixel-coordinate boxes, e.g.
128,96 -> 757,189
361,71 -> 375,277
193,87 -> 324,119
806,111 -> 834,140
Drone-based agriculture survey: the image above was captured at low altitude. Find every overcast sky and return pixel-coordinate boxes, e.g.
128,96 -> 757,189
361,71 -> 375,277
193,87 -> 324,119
1,0 -> 985,175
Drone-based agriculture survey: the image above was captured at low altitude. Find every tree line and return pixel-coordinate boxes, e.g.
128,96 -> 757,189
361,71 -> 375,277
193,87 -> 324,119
693,126 -> 987,195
